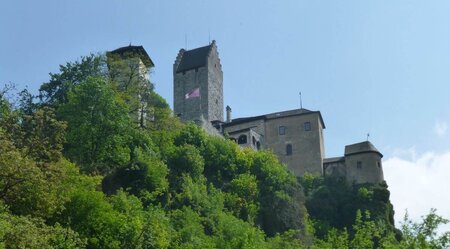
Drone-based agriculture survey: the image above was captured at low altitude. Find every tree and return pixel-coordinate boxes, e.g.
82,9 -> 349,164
400,209 -> 450,249
58,76 -> 132,174
39,54 -> 105,107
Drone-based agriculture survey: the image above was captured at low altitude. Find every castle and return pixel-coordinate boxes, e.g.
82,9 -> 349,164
109,42 -> 384,185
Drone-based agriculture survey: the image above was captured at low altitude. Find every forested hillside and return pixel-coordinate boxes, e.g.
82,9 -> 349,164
0,54 -> 449,248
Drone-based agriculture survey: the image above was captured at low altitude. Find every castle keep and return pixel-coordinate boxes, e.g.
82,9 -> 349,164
173,41 -> 224,135
109,42 -> 384,185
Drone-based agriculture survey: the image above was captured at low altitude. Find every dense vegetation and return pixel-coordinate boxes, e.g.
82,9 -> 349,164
0,54 -> 449,248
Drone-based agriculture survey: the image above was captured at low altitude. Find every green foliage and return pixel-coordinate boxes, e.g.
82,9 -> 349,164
302,174 -> 396,238
59,76 -> 132,174
0,206 -> 86,249
0,130 -> 70,218
39,54 -> 105,106
226,173 -> 259,222
400,209 -> 450,249
3,52 -> 450,248
102,147 -> 169,202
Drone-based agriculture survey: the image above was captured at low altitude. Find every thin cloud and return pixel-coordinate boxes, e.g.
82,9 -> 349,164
434,121 -> 448,137
384,150 -> 450,232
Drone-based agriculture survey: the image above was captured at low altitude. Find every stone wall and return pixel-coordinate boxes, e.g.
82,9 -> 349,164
207,44 -> 224,122
173,66 -> 209,122
345,152 -> 384,184
264,113 -> 324,176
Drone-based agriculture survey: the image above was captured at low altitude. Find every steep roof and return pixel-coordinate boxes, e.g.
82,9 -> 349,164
176,44 -> 212,73
344,141 -> 383,157
108,45 -> 154,68
222,108 -> 326,128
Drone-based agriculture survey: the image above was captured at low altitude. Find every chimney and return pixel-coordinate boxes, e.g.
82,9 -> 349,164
226,105 -> 232,123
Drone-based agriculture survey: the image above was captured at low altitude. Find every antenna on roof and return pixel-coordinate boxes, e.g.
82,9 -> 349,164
366,133 -> 370,141
208,30 -> 211,45
299,92 -> 303,109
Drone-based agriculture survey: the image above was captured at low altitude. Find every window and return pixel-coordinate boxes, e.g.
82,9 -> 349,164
286,144 -> 292,156
279,126 -> 286,135
238,135 -> 247,144
377,161 -> 381,168
252,136 -> 256,145
229,137 -> 237,143
304,122 -> 311,131
256,141 -> 261,150
357,161 -> 362,169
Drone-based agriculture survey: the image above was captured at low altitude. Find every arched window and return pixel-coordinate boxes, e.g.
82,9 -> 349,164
238,135 -> 247,144
229,137 -> 237,143
286,144 -> 292,156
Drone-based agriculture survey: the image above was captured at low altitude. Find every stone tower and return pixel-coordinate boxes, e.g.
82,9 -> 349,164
173,41 -> 223,132
344,141 -> 384,184
107,45 -> 154,127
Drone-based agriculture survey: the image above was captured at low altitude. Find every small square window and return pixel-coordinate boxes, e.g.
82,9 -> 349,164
357,161 -> 362,169
279,126 -> 286,135
304,122 -> 311,131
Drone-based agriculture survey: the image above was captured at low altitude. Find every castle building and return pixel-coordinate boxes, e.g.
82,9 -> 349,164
323,141 -> 384,184
173,40 -> 224,135
171,42 -> 384,184
221,108 -> 326,176
108,42 -> 384,185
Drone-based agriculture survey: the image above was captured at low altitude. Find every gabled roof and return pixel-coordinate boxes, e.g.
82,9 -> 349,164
222,108 -> 326,128
176,44 -> 212,73
108,45 -> 154,68
344,141 -> 383,157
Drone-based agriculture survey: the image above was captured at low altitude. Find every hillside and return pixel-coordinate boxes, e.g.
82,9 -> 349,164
0,53 -> 449,248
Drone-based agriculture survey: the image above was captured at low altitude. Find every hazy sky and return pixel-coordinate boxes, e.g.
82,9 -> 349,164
1,0 -> 450,229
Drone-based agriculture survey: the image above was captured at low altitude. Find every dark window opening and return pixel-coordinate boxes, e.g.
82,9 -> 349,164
238,135 -> 247,144
279,126 -> 286,135
377,161 -> 381,168
357,161 -> 362,169
229,137 -> 237,143
256,141 -> 261,150
252,136 -> 256,145
286,144 -> 292,156
304,122 -> 311,131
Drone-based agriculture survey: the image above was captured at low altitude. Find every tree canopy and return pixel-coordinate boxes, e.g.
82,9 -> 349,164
1,52 -> 449,248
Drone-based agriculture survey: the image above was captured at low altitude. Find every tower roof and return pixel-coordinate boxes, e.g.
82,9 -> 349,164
344,141 -> 383,157
108,45 -> 154,68
176,43 -> 213,73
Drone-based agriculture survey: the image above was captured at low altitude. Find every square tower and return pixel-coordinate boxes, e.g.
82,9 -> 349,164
107,45 -> 155,127
173,41 -> 224,126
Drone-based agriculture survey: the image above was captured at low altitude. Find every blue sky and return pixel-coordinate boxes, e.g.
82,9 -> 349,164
2,0 -> 450,227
